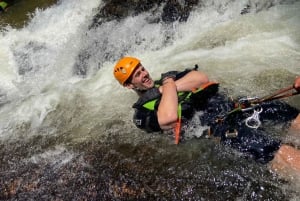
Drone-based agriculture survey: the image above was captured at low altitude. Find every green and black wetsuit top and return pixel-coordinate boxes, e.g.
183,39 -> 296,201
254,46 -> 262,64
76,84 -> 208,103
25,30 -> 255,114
132,69 -> 218,132
132,69 -> 299,164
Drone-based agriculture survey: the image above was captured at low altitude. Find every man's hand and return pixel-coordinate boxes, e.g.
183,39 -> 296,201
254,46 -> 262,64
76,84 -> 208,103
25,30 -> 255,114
294,77 -> 300,92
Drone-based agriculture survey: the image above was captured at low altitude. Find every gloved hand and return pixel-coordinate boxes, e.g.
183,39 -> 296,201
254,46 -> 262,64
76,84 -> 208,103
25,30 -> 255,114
161,71 -> 178,83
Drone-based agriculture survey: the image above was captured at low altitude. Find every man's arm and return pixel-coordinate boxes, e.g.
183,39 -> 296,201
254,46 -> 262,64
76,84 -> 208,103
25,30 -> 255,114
157,70 -> 210,130
157,78 -> 178,130
175,70 -> 209,92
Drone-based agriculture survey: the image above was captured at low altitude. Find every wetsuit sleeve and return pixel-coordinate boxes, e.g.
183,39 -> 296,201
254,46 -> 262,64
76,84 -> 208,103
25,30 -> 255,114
133,108 -> 161,133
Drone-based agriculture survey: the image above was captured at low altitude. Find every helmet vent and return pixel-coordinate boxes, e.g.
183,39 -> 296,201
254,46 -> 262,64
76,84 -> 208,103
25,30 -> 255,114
120,67 -> 126,74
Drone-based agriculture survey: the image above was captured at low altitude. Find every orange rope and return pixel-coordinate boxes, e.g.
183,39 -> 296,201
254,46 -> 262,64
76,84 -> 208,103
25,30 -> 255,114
175,103 -> 182,145
174,118 -> 181,145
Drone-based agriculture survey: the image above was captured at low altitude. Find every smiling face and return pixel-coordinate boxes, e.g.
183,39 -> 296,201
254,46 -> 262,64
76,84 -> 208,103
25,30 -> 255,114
125,64 -> 154,90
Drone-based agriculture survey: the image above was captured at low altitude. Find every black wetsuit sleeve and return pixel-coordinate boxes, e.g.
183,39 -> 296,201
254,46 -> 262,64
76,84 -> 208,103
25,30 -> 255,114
133,108 -> 161,133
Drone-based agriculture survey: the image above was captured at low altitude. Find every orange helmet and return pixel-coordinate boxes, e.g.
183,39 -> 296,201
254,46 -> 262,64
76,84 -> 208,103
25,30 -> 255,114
113,57 -> 140,85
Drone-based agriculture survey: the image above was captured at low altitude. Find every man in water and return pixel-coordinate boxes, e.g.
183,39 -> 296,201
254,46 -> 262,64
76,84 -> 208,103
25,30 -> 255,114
113,56 -> 300,176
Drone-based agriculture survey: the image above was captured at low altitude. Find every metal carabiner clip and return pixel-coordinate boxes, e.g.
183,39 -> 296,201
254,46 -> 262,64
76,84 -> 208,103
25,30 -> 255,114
245,107 -> 263,129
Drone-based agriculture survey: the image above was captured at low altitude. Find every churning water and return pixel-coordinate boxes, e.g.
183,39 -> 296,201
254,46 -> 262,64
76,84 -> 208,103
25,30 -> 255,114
0,0 -> 300,200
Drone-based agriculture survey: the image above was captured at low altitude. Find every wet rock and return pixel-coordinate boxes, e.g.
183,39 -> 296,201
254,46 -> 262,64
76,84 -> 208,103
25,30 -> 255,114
91,0 -> 200,27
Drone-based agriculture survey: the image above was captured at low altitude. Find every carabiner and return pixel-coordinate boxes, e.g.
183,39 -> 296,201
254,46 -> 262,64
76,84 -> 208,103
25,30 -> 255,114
245,107 -> 263,129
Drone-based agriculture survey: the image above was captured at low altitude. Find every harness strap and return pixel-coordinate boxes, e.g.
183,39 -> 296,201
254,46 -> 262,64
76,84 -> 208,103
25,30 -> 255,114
192,82 -> 219,93
175,104 -> 182,144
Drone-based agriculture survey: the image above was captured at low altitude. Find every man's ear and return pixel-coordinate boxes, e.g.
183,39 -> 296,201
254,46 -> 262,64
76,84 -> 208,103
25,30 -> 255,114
124,83 -> 134,89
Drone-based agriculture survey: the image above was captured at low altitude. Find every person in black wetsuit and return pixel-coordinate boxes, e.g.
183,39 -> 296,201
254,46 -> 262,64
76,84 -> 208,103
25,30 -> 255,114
113,56 -> 300,175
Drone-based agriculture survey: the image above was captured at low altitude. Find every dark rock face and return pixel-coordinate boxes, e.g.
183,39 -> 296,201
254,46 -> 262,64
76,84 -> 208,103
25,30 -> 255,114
91,0 -> 200,28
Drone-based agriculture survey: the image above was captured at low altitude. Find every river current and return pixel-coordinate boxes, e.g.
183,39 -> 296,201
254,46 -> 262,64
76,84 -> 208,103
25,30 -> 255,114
0,0 -> 300,200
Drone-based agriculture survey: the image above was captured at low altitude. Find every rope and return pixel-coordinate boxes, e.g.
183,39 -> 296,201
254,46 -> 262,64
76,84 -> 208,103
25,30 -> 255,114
217,85 -> 300,125
252,85 -> 299,104
175,103 -> 182,144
